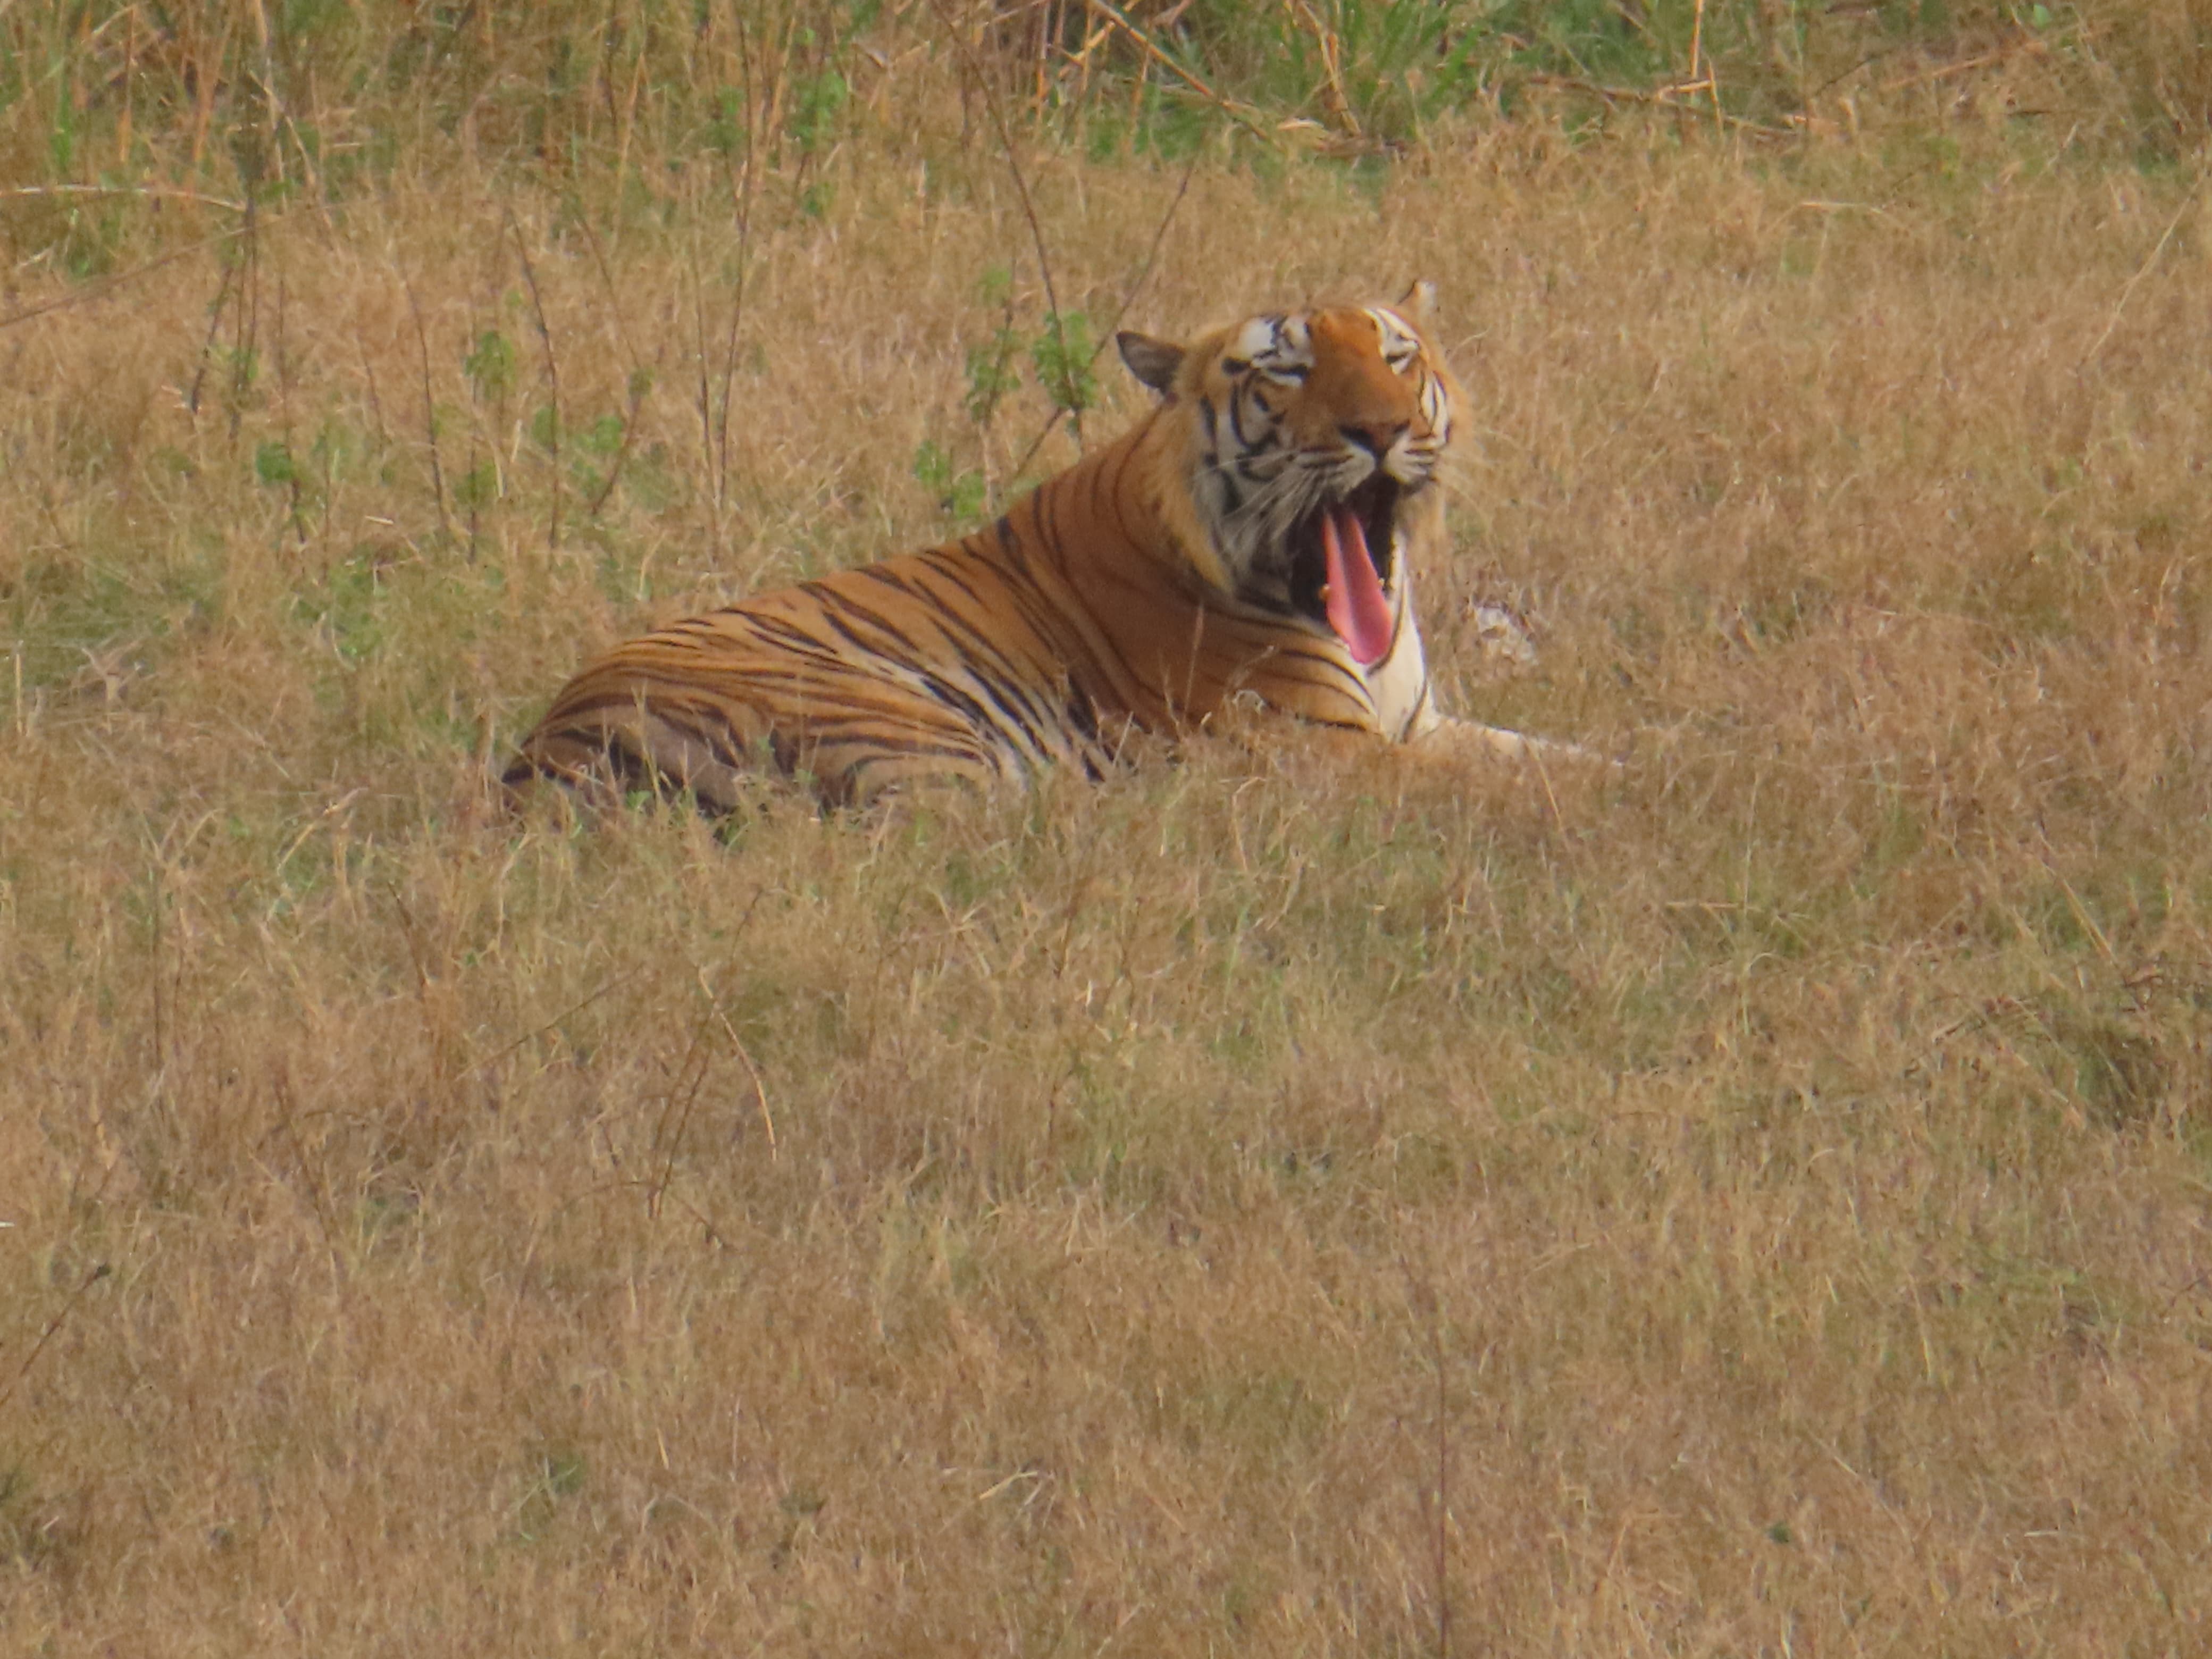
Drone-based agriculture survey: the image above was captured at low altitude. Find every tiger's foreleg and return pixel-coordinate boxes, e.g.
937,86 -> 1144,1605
1410,714 -> 1605,768
1199,697 -> 1602,778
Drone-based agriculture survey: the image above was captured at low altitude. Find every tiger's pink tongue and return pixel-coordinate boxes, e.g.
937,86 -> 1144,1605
1321,504 -> 1394,667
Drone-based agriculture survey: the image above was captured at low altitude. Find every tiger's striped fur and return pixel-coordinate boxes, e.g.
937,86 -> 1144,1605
504,283 -> 1555,810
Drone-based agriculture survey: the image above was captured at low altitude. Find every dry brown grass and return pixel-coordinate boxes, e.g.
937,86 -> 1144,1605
6,68 -> 2212,1655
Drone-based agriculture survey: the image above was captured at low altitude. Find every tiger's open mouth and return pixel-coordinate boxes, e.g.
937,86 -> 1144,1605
1287,475 -> 1400,668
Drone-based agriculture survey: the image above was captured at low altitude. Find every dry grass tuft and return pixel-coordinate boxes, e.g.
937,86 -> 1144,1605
5,31 -> 2212,1652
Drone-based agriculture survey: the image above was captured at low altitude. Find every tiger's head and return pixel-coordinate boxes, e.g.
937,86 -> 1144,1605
1115,282 -> 1461,688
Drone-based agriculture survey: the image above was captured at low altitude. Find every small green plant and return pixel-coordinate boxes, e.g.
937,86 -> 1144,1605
293,547 -> 387,664
707,86 -> 751,159
253,441 -> 297,489
1030,310 -> 1097,421
463,328 -> 516,403
569,410 -> 625,499
453,461 -> 499,512
912,439 -> 987,524
459,325 -> 517,543
964,326 -> 1023,429
512,1444 -> 589,1544
963,267 -> 1024,440
787,68 -> 849,156
253,439 -> 311,540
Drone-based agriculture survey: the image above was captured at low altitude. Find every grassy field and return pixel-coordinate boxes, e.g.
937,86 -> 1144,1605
5,3 -> 2212,1653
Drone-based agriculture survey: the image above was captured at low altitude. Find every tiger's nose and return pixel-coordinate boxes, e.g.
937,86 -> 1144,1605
1339,420 -> 1409,457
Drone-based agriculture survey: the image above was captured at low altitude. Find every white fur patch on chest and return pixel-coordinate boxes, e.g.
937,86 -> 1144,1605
1359,532 -> 1439,741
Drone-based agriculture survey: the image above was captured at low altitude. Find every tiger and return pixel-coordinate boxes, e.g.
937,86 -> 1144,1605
503,281 -> 1577,811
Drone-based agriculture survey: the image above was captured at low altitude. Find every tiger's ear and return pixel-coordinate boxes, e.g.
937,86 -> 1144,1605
1116,331 -> 1185,397
1398,279 -> 1439,329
